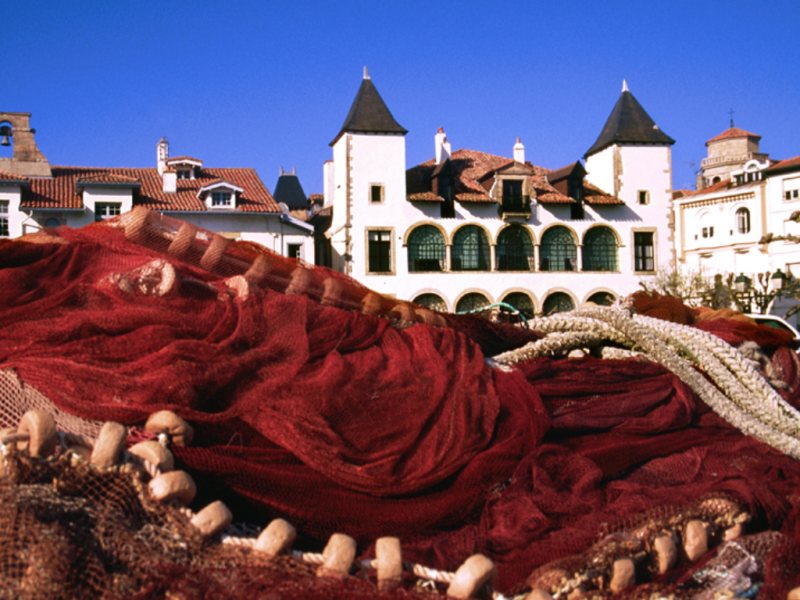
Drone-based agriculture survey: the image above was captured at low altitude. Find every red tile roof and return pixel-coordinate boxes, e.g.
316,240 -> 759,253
408,191 -> 444,202
765,155 -> 800,175
76,173 -> 141,184
0,170 -> 28,183
584,182 -> 622,205
407,149 -> 619,206
681,178 -> 731,197
706,127 -> 761,144
21,166 -> 279,212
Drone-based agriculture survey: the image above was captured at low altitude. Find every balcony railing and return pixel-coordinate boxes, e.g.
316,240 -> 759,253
700,152 -> 769,168
499,195 -> 532,217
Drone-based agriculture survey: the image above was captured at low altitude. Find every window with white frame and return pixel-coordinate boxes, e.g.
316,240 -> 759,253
784,178 -> 800,201
211,191 -> 233,207
633,231 -> 655,272
0,200 -> 8,237
736,207 -> 751,234
367,230 -> 392,273
94,202 -> 121,222
637,190 -> 650,205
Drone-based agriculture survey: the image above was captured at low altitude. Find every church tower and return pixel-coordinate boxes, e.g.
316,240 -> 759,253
584,81 -> 675,272
325,68 -> 408,277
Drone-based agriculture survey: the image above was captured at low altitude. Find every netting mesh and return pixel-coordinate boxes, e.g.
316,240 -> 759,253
2,210 -> 800,597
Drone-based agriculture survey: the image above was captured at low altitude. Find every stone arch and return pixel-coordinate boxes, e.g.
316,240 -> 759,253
584,289 -> 617,306
406,223 -> 447,272
411,290 -> 449,313
581,225 -> 619,272
539,225 -> 578,272
451,224 -> 491,271
454,289 -> 493,314
541,289 -> 577,315
496,223 -> 535,271
499,289 -> 536,318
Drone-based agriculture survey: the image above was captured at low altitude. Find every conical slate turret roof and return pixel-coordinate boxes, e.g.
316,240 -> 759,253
273,170 -> 308,211
585,84 -> 674,157
330,70 -> 407,145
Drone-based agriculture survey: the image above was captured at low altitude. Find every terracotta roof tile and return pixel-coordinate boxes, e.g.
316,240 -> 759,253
76,173 -> 140,184
584,182 -> 623,205
706,127 -> 761,144
765,155 -> 800,175
681,178 -> 731,197
0,170 -> 28,183
407,149 -> 583,205
21,166 -> 279,212
408,191 -> 444,202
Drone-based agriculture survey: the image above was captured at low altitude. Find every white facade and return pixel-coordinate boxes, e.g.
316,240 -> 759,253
0,119 -> 314,263
674,148 -> 800,322
322,80 -> 675,315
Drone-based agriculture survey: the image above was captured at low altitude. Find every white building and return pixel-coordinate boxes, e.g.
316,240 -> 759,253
673,126 -> 800,319
319,73 -> 675,316
0,111 -> 313,260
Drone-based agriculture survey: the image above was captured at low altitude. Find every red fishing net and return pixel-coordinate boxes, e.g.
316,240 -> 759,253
1,209 -> 800,598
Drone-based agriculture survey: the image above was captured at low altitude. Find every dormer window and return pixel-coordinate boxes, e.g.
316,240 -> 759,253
198,180 -> 243,210
211,191 -> 232,207
177,169 -> 192,180
500,179 -> 530,216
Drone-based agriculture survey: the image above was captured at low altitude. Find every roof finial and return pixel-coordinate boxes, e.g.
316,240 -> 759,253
622,79 -> 629,92
363,65 -> 370,80
728,107 -> 735,128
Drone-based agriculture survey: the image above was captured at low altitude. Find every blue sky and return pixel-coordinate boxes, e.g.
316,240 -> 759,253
4,1 -> 799,194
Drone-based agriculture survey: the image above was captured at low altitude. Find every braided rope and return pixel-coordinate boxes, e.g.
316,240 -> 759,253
495,306 -> 800,459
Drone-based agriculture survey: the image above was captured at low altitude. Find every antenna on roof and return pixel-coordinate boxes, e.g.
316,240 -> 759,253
622,79 -> 629,93
363,65 -> 370,80
729,108 -> 735,128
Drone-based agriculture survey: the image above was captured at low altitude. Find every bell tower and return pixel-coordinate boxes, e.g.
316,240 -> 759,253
0,112 -> 52,178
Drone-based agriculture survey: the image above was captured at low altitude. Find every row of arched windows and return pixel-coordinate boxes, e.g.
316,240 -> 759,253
413,289 -> 617,317
407,224 -> 619,273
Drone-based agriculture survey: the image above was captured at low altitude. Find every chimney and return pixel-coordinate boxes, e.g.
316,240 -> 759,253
435,127 -> 451,165
157,137 -> 169,175
513,137 -> 525,164
162,169 -> 177,193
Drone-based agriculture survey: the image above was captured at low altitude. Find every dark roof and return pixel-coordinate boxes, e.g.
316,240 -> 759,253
272,172 -> 309,210
330,75 -> 407,145
585,90 -> 675,157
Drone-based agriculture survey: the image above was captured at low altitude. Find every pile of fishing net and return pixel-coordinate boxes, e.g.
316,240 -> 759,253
2,208 -> 800,599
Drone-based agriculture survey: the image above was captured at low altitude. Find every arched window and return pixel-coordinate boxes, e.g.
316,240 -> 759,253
501,292 -> 535,318
496,225 -> 533,271
542,292 -> 575,315
736,207 -> 751,234
407,225 -> 445,272
413,293 -> 447,312
582,226 -> 618,272
540,226 -> 577,271
586,291 -> 616,306
452,226 -> 490,271
455,292 -> 490,314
